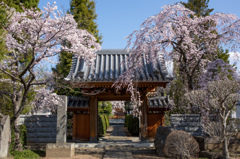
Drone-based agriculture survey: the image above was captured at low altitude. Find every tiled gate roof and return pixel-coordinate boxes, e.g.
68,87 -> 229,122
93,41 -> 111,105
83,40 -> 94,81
65,49 -> 172,82
148,95 -> 169,108
67,97 -> 89,108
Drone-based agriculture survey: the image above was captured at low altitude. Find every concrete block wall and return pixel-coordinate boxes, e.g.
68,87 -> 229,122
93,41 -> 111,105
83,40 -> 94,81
20,114 -> 57,146
170,114 -> 202,136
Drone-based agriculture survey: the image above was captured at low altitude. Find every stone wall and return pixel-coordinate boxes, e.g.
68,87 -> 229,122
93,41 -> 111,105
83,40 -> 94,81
19,114 -> 57,146
170,114 -> 202,136
0,115 -> 10,158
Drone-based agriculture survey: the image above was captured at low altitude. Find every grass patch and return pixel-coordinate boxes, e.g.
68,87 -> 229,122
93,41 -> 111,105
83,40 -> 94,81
32,150 -> 46,157
11,150 -> 40,159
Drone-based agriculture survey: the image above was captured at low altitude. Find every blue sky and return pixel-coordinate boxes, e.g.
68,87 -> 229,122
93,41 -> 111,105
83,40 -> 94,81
38,0 -> 240,72
39,0 -> 240,49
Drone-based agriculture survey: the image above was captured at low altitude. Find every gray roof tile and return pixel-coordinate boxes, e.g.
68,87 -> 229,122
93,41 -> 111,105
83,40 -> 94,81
67,97 -> 89,108
65,49 -> 172,82
148,96 -> 169,108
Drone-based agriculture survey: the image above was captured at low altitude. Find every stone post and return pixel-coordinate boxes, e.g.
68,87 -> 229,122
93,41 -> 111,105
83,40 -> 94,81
140,95 -> 148,141
56,95 -> 68,143
0,115 -> 10,158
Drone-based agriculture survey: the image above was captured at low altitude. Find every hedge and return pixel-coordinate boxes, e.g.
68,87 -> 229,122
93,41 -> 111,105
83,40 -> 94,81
125,114 -> 139,135
105,115 -> 110,127
98,114 -> 109,136
125,114 -> 131,127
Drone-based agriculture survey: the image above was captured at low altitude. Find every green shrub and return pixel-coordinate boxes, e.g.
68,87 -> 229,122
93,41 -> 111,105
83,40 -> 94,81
98,115 -> 107,136
125,114 -> 131,127
101,115 -> 107,133
125,115 -> 139,135
19,125 -> 27,147
127,115 -> 133,132
130,117 -> 139,135
104,115 -> 109,127
11,150 -> 40,159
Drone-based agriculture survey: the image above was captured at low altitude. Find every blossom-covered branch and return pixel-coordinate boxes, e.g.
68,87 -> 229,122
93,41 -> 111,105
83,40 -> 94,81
0,2 -> 100,150
114,3 -> 240,114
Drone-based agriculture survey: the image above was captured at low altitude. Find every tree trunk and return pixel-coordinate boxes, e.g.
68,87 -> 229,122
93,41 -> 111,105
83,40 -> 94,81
221,116 -> 230,159
14,116 -> 23,151
223,136 -> 230,159
12,93 -> 23,151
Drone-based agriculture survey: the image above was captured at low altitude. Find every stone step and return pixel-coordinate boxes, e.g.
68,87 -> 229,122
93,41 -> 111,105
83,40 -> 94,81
128,147 -> 156,153
103,151 -> 133,159
75,147 -> 104,155
75,145 -> 155,154
104,145 -> 134,152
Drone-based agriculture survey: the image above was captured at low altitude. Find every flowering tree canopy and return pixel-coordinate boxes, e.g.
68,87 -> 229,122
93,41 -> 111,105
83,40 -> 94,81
0,2 -> 100,150
110,101 -> 125,114
114,3 -> 240,113
0,1 -> 100,117
186,79 -> 240,158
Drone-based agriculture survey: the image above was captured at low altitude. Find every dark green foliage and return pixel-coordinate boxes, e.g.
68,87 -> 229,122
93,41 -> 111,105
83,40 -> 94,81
130,117 -> 139,135
105,115 -> 109,127
101,115 -> 106,134
0,5 -> 8,60
19,125 -> 27,147
67,112 -> 73,140
125,115 -> 139,135
10,124 -> 28,154
98,114 -> 108,136
52,51 -> 82,96
9,125 -> 15,153
216,47 -> 230,63
1,0 -> 39,12
11,150 -> 40,159
125,114 -> 131,127
98,101 -> 112,116
7,0 -> 39,11
70,0 -> 102,44
181,0 -> 213,17
54,51 -> 73,78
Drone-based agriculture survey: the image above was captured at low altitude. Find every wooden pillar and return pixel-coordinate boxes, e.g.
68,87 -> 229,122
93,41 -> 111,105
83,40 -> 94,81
140,95 -> 148,141
89,96 -> 98,142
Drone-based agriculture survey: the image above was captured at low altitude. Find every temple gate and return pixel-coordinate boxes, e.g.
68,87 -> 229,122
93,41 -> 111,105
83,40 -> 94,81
65,49 -> 172,141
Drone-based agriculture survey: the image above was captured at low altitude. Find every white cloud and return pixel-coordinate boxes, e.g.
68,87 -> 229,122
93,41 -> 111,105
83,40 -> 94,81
165,52 -> 240,78
228,52 -> 240,70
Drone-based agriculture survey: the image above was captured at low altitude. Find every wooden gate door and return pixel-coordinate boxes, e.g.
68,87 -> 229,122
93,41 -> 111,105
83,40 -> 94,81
147,112 -> 164,139
73,113 -> 90,141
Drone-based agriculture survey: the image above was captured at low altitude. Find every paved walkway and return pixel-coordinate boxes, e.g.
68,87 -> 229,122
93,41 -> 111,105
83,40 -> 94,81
101,125 -> 134,159
75,125 -> 152,148
74,125 -> 155,159
43,125 -> 160,159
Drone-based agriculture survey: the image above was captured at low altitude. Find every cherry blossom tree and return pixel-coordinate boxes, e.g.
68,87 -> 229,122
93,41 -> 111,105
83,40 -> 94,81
186,79 -> 240,159
185,58 -> 239,159
0,2 -> 100,150
110,101 -> 126,114
114,3 -> 240,114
